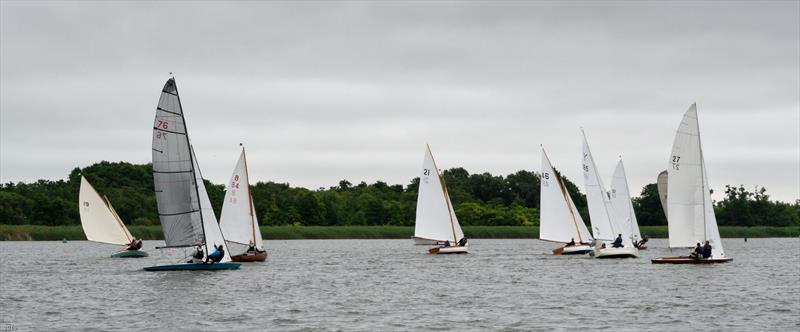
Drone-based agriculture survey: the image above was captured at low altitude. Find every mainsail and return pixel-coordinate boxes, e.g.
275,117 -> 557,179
413,145 -> 464,243
581,131 -> 620,242
656,170 -> 669,219
539,148 -> 592,243
78,176 -> 134,245
667,103 -> 725,257
609,159 -> 641,241
220,147 -> 263,255
151,77 -> 230,262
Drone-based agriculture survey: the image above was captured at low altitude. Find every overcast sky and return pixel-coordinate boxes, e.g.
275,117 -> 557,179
1,1 -> 798,202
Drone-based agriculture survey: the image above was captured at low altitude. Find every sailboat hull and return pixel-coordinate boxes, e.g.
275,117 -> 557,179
593,246 -> 639,258
111,250 -> 149,258
143,262 -> 241,271
231,250 -> 267,262
429,245 -> 468,254
553,244 -> 592,255
651,256 -> 733,264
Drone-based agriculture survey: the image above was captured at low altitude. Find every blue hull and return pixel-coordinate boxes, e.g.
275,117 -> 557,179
143,262 -> 241,271
111,250 -> 149,258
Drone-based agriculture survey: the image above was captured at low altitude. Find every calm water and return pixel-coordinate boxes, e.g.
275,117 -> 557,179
1,238 -> 798,331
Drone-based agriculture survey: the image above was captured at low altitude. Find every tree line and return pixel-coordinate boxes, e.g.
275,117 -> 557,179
0,161 -> 797,228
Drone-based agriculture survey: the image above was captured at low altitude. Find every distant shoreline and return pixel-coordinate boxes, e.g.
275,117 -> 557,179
0,225 -> 797,241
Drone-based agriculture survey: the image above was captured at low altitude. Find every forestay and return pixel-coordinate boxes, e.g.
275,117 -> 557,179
78,176 -> 134,245
413,145 -> 464,243
151,78 -> 204,247
581,131 -> 619,242
667,103 -> 725,258
610,159 -> 641,241
220,148 -> 263,255
539,149 -> 592,243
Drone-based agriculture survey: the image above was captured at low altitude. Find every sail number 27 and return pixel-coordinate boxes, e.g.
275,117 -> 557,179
672,155 -> 681,170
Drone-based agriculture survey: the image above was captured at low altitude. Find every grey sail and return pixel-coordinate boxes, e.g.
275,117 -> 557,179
151,78 -> 204,247
657,170 -> 668,220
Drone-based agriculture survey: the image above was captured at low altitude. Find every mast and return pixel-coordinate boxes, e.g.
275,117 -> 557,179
543,148 -> 584,243
242,144 -> 257,244
428,144 -> 458,243
173,77 -> 208,255
104,195 -> 133,243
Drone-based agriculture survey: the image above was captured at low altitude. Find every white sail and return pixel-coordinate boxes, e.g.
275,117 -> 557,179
78,176 -> 133,246
191,146 -> 232,263
220,148 -> 263,255
539,148 -> 592,243
667,103 -> 725,257
581,131 -> 619,242
610,159 -> 641,241
413,145 -> 464,243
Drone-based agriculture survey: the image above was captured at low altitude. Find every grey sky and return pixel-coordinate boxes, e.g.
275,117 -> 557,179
1,1 -> 798,202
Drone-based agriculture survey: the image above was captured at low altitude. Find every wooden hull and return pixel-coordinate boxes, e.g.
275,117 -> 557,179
231,251 -> 267,262
428,245 -> 468,254
143,262 -> 241,271
111,250 -> 149,258
652,256 -> 733,264
552,245 -> 592,255
594,246 -> 639,259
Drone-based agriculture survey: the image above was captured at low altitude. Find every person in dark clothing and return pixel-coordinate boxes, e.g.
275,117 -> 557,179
457,238 -> 468,246
702,241 -> 712,258
690,243 -> 702,259
126,239 -> 143,251
566,238 -> 576,247
206,244 -> 224,263
247,241 -> 256,253
612,234 -> 624,248
188,246 -> 204,263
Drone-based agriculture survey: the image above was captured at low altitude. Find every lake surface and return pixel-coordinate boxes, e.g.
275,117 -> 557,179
1,238 -> 798,331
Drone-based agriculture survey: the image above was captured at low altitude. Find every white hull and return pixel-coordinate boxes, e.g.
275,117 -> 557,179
552,244 -> 593,255
429,245 -> 468,254
593,246 -> 639,258
412,236 -> 443,246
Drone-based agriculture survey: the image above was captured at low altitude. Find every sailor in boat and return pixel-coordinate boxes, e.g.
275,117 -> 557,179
566,238 -> 576,247
635,236 -> 648,249
457,237 -> 468,247
689,243 -> 703,259
612,234 -> 624,248
205,244 -> 225,264
442,240 -> 451,247
126,239 -> 143,251
188,246 -> 204,264
702,241 -> 712,259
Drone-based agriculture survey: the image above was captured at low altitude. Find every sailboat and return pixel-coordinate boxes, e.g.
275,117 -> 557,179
609,158 -> 646,249
78,176 -> 148,258
414,145 -> 467,254
652,103 -> 732,264
581,130 -> 639,258
144,77 -> 240,271
539,147 -> 593,255
219,145 -> 267,262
